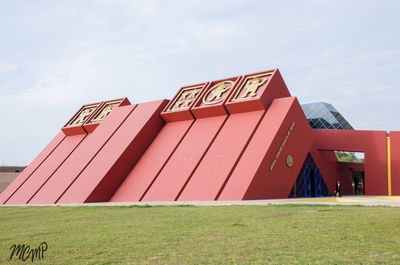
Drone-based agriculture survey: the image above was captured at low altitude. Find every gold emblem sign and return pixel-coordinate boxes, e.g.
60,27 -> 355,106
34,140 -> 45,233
286,155 -> 293,168
89,100 -> 121,124
167,86 -> 202,111
66,104 -> 99,127
202,81 -> 233,105
231,73 -> 272,102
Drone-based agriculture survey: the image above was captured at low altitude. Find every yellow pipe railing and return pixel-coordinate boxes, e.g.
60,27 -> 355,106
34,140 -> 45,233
387,137 -> 392,196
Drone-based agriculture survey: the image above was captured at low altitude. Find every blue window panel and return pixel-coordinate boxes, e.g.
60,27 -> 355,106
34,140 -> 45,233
301,102 -> 354,130
289,153 -> 331,198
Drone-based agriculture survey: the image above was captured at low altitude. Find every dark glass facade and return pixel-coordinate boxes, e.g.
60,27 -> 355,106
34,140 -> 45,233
301,102 -> 354,130
289,153 -> 331,198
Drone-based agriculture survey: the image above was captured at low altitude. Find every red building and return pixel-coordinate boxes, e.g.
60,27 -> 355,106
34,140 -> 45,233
1,69 -> 398,205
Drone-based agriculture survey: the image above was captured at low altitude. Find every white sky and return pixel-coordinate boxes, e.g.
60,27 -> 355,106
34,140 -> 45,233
0,0 -> 399,165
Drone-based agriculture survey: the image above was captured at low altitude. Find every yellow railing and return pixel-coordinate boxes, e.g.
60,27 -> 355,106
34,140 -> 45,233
387,137 -> 392,196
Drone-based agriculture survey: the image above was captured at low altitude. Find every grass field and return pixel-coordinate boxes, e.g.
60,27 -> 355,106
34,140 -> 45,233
0,204 -> 399,264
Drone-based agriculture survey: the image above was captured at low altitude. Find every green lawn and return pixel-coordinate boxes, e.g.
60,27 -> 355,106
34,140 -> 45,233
0,204 -> 399,264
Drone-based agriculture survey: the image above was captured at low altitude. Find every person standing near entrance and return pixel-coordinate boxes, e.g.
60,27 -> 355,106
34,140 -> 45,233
336,180 -> 341,197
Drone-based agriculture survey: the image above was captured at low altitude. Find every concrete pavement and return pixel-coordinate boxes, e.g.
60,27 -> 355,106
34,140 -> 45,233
2,196 -> 400,207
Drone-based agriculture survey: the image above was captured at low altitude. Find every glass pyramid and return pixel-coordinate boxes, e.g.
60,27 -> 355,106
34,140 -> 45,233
301,102 -> 354,130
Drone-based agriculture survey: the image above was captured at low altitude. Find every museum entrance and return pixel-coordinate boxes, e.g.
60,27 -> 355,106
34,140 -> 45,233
289,151 -> 366,198
352,171 -> 365,195
335,151 -> 365,196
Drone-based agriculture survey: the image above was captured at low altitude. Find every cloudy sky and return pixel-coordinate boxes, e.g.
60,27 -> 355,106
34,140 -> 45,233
0,0 -> 399,165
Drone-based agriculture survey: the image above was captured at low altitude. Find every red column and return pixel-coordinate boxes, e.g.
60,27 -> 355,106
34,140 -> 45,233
390,131 -> 400,195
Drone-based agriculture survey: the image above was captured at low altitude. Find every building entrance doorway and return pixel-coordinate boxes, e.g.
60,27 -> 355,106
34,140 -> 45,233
334,151 -> 365,196
352,171 -> 365,195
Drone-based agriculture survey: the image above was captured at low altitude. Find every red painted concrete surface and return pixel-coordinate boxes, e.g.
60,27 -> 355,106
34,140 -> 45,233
1,68 -> 398,204
28,104 -> 137,204
6,134 -> 86,204
110,120 -> 194,202
390,131 -> 400,195
219,97 -> 313,200
0,132 -> 65,204
313,130 -> 388,195
110,82 -> 208,202
306,146 -> 338,195
337,162 -> 364,196
142,115 -> 228,201
58,100 -> 168,203
178,110 -> 265,201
